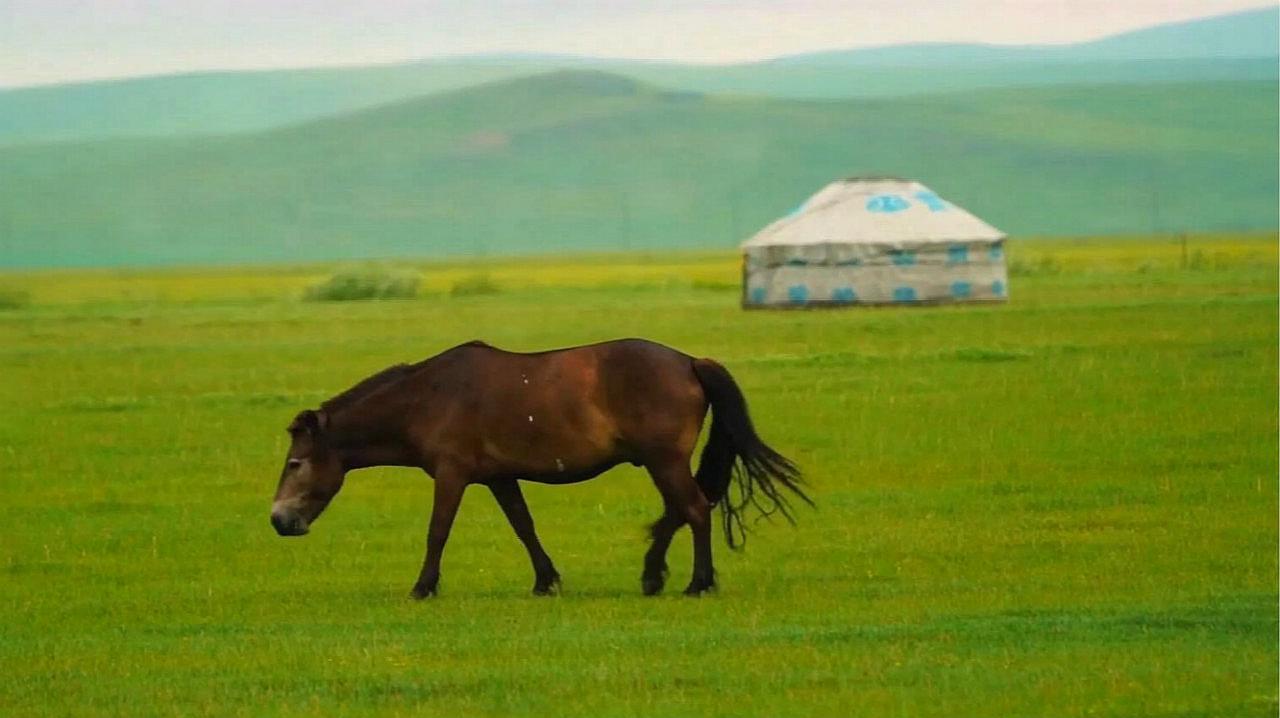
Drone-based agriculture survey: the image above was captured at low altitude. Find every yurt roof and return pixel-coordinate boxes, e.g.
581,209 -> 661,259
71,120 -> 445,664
742,178 -> 1005,248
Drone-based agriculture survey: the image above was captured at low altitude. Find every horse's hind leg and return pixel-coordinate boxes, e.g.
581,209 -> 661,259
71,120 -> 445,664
642,501 -> 683,596
489,479 -> 561,595
645,458 -> 715,596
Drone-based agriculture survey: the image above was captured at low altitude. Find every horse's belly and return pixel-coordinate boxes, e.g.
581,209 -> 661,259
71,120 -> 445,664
484,446 -> 627,482
475,433 -> 623,478
518,460 -> 622,485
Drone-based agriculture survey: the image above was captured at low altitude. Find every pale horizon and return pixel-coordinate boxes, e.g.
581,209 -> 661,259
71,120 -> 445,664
2,0 -> 1274,89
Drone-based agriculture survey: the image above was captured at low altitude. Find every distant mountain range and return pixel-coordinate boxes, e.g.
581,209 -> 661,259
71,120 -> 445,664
2,71 -> 1274,267
768,5 -> 1279,64
0,6 -> 1276,145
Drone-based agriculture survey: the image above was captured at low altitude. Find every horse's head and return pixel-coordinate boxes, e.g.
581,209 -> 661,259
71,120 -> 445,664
270,409 -> 345,537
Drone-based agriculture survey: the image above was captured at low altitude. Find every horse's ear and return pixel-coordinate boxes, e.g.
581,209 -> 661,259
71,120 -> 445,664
287,409 -> 328,436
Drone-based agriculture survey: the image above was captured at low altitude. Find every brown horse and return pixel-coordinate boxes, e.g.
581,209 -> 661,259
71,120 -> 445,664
270,338 -> 808,597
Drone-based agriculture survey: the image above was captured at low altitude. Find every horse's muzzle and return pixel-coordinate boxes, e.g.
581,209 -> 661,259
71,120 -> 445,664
270,508 -> 309,537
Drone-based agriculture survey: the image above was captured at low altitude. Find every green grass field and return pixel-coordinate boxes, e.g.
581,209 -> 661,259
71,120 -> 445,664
1,234 -> 1276,716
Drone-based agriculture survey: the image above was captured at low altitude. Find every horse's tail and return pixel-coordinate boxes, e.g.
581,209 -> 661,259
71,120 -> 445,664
691,358 -> 812,549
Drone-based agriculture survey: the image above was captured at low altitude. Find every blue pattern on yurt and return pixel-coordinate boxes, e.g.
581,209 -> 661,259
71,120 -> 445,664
992,280 -> 1005,296
947,245 -> 968,264
866,195 -> 910,213
749,286 -> 767,304
914,191 -> 947,211
787,285 -> 809,303
890,250 -> 917,266
892,286 -> 917,302
951,281 -> 972,298
989,243 -> 1003,260
831,287 -> 856,302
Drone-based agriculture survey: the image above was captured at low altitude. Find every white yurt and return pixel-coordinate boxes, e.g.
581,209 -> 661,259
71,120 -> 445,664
741,178 -> 1008,307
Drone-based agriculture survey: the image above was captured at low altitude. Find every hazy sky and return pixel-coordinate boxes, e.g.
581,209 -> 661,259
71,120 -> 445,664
2,0 -> 1271,88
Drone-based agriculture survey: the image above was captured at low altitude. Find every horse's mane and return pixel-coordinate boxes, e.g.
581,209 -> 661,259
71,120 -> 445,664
316,341 -> 491,416
320,362 -> 420,414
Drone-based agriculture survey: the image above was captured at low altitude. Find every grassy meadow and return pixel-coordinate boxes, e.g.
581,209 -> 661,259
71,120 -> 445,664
0,233 -> 1276,716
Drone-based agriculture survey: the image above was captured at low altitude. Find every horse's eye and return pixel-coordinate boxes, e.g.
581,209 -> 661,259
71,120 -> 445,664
286,459 -> 303,470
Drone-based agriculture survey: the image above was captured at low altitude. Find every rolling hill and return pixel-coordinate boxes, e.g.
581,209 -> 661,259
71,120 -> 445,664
0,6 -> 1275,145
1,71 -> 1274,268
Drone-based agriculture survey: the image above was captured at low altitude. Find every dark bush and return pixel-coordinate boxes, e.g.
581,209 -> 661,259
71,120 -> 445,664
304,266 -> 420,301
450,274 -> 501,297
0,288 -> 31,310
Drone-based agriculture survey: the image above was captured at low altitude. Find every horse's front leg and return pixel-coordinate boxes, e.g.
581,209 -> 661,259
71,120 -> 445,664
489,479 -> 561,595
410,470 -> 468,599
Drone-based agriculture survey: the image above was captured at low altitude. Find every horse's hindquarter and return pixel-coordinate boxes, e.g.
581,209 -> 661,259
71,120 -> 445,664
596,341 -> 708,462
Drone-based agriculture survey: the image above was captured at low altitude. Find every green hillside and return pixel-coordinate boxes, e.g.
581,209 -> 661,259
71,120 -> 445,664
4,58 -> 1273,145
1,72 -> 1275,268
0,62 -> 543,146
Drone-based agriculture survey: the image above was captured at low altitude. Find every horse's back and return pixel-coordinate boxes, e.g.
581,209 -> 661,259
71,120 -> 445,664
444,338 -> 707,476
479,338 -> 704,421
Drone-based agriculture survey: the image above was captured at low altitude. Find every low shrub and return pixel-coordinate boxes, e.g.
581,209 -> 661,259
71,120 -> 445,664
450,274 -> 501,297
0,288 -> 31,310
1008,254 -> 1061,277
304,266 -> 420,301
691,278 -> 738,292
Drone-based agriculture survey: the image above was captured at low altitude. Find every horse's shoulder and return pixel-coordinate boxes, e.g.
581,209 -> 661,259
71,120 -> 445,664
437,339 -> 496,359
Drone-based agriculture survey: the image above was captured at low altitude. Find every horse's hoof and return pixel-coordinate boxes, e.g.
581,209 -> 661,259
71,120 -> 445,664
682,582 -> 716,597
642,564 -> 668,596
641,575 -> 666,596
409,585 -> 436,600
532,575 -> 561,596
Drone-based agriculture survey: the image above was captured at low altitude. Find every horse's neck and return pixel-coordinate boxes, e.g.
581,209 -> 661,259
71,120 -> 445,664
325,396 -> 420,470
